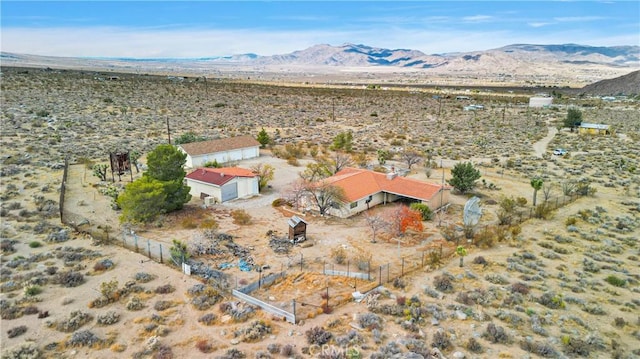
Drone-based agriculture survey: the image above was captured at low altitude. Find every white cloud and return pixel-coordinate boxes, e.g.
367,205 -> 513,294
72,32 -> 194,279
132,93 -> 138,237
553,16 -> 607,22
462,15 -> 493,23
528,22 -> 553,28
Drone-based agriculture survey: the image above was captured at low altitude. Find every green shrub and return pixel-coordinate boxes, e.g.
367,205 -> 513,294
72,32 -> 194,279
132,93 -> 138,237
410,203 -> 433,220
28,241 -> 42,248
605,275 -> 626,287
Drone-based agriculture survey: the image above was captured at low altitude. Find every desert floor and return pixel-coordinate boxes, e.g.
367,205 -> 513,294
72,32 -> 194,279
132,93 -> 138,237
1,66 -> 639,359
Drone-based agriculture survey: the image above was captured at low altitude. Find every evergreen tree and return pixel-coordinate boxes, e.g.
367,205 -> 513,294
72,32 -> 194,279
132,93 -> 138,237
448,162 -> 481,194
256,127 -> 271,148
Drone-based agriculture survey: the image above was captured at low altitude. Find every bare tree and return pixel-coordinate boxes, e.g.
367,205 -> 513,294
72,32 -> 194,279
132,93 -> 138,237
304,181 -> 347,216
327,151 -> 354,174
542,183 -> 554,202
364,212 -> 388,243
284,179 -> 308,210
400,149 -> 422,169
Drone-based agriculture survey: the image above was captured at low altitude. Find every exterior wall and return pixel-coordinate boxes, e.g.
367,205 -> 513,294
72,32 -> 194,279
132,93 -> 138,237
578,127 -> 608,135
328,192 -> 402,218
529,97 -> 553,108
185,176 -> 259,203
186,178 -> 222,203
235,177 -> 259,198
186,146 -> 260,168
424,189 -> 450,211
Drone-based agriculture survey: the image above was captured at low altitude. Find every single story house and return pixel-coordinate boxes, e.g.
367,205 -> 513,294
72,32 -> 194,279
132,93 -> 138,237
579,123 -> 610,135
178,135 -> 260,168
315,167 -> 450,218
184,167 -> 259,204
529,97 -> 553,108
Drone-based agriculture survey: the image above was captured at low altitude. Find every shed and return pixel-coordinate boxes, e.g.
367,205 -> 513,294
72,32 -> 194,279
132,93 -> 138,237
579,123 -> 610,135
288,216 -> 307,242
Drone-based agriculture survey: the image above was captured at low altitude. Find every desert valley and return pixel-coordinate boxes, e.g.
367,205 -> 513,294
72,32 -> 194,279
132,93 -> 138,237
1,44 -> 639,359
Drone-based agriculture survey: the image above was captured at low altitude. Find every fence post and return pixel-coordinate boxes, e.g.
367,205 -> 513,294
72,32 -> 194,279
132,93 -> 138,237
368,262 -> 371,281
401,258 -> 405,277
292,299 -> 296,324
421,252 -> 424,268
134,233 -> 138,253
159,244 -> 163,263
300,253 -> 303,271
147,240 -> 151,258
387,264 -> 389,283
347,261 -> 350,278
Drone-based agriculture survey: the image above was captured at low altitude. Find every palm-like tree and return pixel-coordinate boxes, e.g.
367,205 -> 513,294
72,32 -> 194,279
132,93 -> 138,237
531,178 -> 544,206
456,246 -> 468,267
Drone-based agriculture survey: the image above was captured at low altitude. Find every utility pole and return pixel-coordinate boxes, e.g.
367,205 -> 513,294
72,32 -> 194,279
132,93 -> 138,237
439,159 -> 445,227
166,116 -> 171,144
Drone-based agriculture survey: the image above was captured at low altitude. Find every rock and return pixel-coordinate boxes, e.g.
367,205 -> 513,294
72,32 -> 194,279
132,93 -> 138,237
230,339 -> 240,345
453,351 -> 466,359
431,318 -> 440,326
455,310 -> 468,320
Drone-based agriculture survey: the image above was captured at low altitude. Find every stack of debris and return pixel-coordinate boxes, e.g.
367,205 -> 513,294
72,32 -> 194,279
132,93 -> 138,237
269,236 -> 293,254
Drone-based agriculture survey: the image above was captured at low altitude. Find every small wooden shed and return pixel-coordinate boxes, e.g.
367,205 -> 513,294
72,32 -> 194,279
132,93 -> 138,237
288,216 -> 307,242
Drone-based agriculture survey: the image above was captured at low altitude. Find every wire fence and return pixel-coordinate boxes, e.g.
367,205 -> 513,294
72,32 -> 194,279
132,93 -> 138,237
59,160 -> 581,324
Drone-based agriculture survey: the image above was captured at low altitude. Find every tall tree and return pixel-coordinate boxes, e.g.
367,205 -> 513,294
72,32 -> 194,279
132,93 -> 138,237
256,127 -> 271,148
118,144 -> 191,223
145,144 -> 188,182
530,178 -> 544,206
330,131 -> 353,152
117,176 -> 167,223
448,162 -> 481,194
564,108 -> 583,129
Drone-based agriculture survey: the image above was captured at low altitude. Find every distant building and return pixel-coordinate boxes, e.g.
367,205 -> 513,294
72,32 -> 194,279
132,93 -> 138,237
529,97 -> 553,108
177,135 -> 260,168
579,123 -> 610,135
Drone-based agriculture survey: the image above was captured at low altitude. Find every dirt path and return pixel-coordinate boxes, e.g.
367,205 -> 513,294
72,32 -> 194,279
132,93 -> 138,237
532,125 -> 558,158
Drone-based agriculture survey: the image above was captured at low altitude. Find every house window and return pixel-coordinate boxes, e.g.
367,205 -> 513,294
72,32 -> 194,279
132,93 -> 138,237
350,201 -> 358,209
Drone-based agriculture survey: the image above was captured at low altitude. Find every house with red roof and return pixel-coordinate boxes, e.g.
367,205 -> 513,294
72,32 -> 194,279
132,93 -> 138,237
177,135 -> 260,168
184,167 -> 259,204
319,167 -> 450,218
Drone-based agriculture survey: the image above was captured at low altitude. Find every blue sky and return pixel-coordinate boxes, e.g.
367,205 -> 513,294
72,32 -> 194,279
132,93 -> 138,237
1,1 -> 638,58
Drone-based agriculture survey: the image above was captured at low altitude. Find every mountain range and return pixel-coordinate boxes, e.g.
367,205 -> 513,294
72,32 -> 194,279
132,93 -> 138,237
1,43 -> 638,87
215,43 -> 639,69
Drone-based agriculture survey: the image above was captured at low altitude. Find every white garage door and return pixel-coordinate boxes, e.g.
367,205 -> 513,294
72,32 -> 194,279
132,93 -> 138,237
221,182 -> 238,202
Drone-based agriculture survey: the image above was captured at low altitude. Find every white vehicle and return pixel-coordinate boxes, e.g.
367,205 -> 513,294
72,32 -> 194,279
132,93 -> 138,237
553,148 -> 567,156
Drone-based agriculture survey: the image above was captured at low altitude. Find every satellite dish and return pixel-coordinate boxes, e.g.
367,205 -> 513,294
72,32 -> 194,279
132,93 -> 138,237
463,196 -> 482,226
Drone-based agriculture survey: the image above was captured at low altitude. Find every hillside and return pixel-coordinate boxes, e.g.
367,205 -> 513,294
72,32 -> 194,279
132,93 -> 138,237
580,70 -> 640,96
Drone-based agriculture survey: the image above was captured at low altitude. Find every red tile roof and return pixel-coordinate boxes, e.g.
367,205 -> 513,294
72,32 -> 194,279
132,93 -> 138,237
323,167 -> 445,202
185,167 -> 256,186
178,135 -> 260,156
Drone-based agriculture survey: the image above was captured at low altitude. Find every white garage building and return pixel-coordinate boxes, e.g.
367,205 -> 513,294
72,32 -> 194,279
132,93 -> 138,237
178,135 -> 260,168
185,167 -> 259,204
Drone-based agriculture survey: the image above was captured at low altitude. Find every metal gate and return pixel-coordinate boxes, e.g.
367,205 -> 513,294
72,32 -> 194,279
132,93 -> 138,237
221,182 -> 238,202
